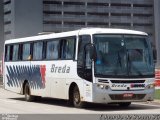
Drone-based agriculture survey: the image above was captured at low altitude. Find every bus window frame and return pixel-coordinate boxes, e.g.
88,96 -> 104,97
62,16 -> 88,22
4,36 -> 77,62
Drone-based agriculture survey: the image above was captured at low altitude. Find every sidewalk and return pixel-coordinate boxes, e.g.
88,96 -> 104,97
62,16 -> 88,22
0,76 -> 3,88
153,99 -> 160,103
0,84 -> 3,88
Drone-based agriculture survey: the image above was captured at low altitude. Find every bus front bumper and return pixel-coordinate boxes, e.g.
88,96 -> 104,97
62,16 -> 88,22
91,84 -> 155,104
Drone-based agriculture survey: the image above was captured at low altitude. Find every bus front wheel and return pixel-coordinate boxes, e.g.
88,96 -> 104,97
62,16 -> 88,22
73,86 -> 84,108
24,83 -> 35,102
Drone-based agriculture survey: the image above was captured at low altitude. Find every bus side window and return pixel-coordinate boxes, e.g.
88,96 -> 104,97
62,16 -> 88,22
18,44 -> 23,61
33,41 -> 43,60
22,43 -> 31,61
5,45 -> 9,61
46,40 -> 60,60
78,35 -> 91,67
12,44 -> 19,61
42,41 -> 47,60
9,45 -> 13,61
6,45 -> 13,61
61,36 -> 76,60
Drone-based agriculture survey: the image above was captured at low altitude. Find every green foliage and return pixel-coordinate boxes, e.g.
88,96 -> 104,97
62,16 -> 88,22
155,89 -> 160,99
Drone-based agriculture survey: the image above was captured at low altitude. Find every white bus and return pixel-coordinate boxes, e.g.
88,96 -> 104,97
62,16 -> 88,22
3,28 -> 155,108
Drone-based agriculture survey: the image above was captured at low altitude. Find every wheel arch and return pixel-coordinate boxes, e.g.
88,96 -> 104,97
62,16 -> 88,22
68,82 -> 85,108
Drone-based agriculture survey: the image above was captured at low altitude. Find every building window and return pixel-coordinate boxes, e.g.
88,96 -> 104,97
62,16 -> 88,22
4,10 -> 11,15
4,21 -> 11,25
4,0 -> 11,5
43,1 -> 62,5
4,31 -> 11,35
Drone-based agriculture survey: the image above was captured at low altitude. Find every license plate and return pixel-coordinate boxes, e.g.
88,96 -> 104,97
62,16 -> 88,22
123,93 -> 133,98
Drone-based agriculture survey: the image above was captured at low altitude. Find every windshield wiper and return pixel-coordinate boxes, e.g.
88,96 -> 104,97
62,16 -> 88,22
113,52 -> 122,75
126,50 -> 130,76
117,52 -> 122,68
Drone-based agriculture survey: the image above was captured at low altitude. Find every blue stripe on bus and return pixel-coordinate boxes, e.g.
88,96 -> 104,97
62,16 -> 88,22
6,65 -> 46,89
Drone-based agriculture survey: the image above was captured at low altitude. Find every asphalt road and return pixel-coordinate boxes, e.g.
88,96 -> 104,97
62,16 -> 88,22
0,88 -> 160,114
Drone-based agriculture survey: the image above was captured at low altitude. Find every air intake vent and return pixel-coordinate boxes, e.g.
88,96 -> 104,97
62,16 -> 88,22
110,80 -> 145,83
98,79 -> 109,83
109,94 -> 146,100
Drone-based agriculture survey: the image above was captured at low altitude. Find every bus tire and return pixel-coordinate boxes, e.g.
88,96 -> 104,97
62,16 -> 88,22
119,102 -> 131,107
73,86 -> 84,108
35,96 -> 42,101
24,83 -> 35,102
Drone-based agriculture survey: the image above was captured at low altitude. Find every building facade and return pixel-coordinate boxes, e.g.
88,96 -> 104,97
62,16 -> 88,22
43,0 -> 154,37
1,0 -> 160,66
3,0 -> 154,39
3,0 -> 43,40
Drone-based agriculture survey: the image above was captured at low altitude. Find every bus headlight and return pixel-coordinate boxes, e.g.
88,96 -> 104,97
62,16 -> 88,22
97,84 -> 109,90
146,84 -> 155,89
105,85 -> 109,90
97,84 -> 105,89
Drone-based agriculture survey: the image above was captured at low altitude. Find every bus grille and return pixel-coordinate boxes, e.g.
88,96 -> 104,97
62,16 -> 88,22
98,79 -> 109,83
110,80 -> 145,83
109,94 -> 146,100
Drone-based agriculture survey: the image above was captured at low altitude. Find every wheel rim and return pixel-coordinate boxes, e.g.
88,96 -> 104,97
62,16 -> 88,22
25,85 -> 30,100
74,88 -> 80,104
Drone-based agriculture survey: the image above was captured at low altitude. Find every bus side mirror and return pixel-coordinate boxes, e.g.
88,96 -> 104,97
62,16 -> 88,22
153,49 -> 157,64
89,44 -> 97,61
85,44 -> 97,61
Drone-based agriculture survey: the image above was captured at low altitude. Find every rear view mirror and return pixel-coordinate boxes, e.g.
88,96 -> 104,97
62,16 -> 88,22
85,44 -> 97,61
153,48 -> 157,64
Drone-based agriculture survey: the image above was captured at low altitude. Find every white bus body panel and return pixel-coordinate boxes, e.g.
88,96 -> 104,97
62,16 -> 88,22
4,61 -> 31,93
4,60 -> 93,101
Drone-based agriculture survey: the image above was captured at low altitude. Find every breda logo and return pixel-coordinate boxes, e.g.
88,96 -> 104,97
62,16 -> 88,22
51,64 -> 70,73
112,84 -> 127,88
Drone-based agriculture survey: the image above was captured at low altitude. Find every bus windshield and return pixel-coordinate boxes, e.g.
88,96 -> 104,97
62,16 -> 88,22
93,34 -> 154,78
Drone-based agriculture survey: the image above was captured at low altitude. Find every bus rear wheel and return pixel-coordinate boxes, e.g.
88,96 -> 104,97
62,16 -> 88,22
73,86 -> 84,108
119,102 -> 131,107
24,83 -> 35,102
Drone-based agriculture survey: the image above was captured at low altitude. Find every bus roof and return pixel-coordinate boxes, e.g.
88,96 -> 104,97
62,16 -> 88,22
79,28 -> 148,35
5,28 -> 148,44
